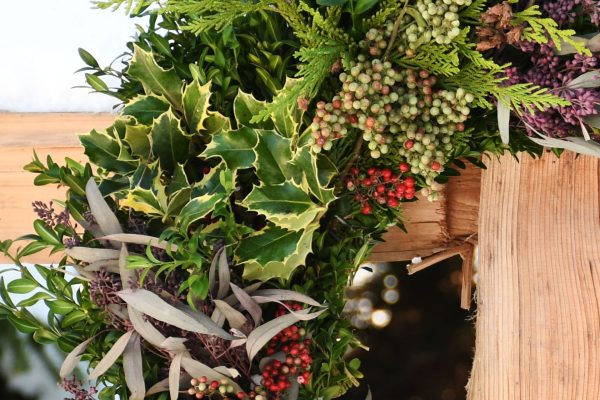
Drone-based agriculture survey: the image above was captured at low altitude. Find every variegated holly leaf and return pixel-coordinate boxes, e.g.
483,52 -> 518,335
201,127 -> 258,170
253,130 -> 294,185
290,146 -> 337,205
192,162 -> 233,197
182,79 -> 211,133
122,94 -> 170,126
271,77 -> 304,138
241,181 -> 325,231
151,111 -> 190,173
234,90 -> 274,130
177,193 -> 226,230
237,223 -> 318,281
80,129 -> 136,174
127,45 -> 183,109
124,123 -> 152,160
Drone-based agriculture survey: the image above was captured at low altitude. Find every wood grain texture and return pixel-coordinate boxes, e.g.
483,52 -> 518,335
468,151 -> 600,399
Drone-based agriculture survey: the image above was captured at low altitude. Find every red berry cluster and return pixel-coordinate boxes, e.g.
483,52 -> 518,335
345,165 -> 416,215
261,304 -> 313,399
187,377 -> 243,399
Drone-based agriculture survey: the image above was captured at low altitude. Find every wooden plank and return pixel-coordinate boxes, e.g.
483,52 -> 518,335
468,151 -> 600,399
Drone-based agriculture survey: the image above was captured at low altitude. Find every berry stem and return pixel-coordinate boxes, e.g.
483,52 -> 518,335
384,0 -> 410,60
340,135 -> 364,182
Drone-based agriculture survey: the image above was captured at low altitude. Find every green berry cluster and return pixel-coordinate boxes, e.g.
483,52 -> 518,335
414,0 -> 470,45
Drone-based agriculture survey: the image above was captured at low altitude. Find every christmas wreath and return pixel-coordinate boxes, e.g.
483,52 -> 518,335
1,0 -> 600,399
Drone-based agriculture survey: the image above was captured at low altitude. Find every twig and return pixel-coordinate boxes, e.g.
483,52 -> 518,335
384,0 -> 409,60
339,135 -> 364,180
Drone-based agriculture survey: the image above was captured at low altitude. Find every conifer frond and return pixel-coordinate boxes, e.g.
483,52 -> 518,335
459,0 -> 486,23
298,2 -> 349,44
513,6 -> 592,56
363,0 -> 404,30
396,42 -> 461,76
93,0 -> 158,13
443,64 -> 570,114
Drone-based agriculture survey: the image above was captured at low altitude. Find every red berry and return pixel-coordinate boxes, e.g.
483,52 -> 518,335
404,177 -> 415,187
381,168 -> 392,180
376,184 -> 385,194
199,376 -> 208,384
350,166 -> 359,176
361,205 -> 372,215
404,140 -> 414,149
202,166 -> 210,174
388,198 -> 399,207
237,392 -> 246,399
431,161 -> 441,171
399,162 -> 410,173
405,192 -> 414,200
367,167 -> 377,176
348,114 -> 358,124
210,380 -> 219,389
365,117 -> 375,128
332,99 -> 342,109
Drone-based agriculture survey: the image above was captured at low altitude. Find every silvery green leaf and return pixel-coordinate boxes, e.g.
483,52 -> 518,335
128,305 -> 166,348
89,330 -> 134,380
118,289 -> 235,339
108,304 -> 129,321
101,233 -> 178,251
160,337 -> 188,353
209,248 -> 230,299
222,282 -> 262,306
246,309 -> 325,361
208,247 -> 223,296
123,333 -> 145,400
85,178 -> 122,237
83,259 -> 120,274
580,120 -> 591,141
567,71 -> 600,89
497,98 -> 511,144
66,247 -> 120,263
180,357 -> 242,392
60,337 -> 94,378
169,352 -> 183,400
252,296 -> 327,320
527,125 -> 600,158
119,245 -> 136,290
213,366 -> 241,378
230,283 -> 262,326
252,289 -> 322,307
213,300 -> 247,329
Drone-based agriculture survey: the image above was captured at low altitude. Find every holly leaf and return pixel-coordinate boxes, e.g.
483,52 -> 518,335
127,45 -> 183,109
182,79 -> 211,133
253,130 -> 293,185
151,111 -> 190,173
177,193 -> 226,230
241,181 -> 324,231
80,129 -> 136,174
290,146 -> 337,205
124,124 -> 151,160
121,187 -> 167,216
271,78 -> 304,138
239,224 -> 318,281
201,127 -> 258,170
234,90 -> 274,129
122,94 -> 170,125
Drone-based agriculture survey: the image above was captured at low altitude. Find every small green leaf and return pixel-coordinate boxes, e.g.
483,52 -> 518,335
8,313 -> 39,334
45,300 -> 75,315
7,278 -> 38,294
61,310 -> 88,328
317,0 -> 347,5
78,48 -> 99,68
127,44 -> 183,108
354,0 -> 379,14
17,292 -> 53,307
33,328 -> 59,344
201,127 -> 258,170
123,95 -> 170,125
85,73 -> 109,92
18,241 -> 49,258
33,220 -> 62,246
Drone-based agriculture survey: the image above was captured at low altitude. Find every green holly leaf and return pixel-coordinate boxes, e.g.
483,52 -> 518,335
121,187 -> 167,216
124,123 -> 152,159
80,129 -> 136,174
204,111 -> 231,135
238,224 -> 318,281
122,94 -> 170,125
183,79 -> 212,133
201,127 -> 258,170
253,130 -> 293,185
291,146 -> 337,205
151,111 -> 190,172
168,163 -> 190,195
234,90 -> 274,129
127,45 -> 183,109
241,181 -> 324,231
177,193 -> 226,230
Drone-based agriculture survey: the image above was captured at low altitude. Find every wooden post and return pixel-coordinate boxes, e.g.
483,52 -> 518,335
468,151 -> 600,399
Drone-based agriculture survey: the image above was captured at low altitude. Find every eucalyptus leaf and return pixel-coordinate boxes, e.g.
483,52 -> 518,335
65,247 -> 120,263
102,233 -> 179,252
169,352 -> 183,400
497,98 -> 511,144
567,71 -> 600,89
251,289 -> 322,307
89,330 -> 134,380
123,333 -> 145,400
128,305 -> 166,348
85,178 -> 123,237
60,337 -> 94,378
230,283 -> 262,326
213,300 -> 247,329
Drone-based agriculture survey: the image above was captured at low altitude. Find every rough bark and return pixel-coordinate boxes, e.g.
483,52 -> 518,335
468,151 -> 600,399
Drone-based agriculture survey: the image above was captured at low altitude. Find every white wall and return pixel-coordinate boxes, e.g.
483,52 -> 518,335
0,0 -> 143,112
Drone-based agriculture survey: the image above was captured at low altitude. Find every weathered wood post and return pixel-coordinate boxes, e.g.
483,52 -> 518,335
467,151 -> 600,399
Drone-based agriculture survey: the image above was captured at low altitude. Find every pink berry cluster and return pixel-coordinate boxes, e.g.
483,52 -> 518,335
261,303 -> 313,399
345,166 -> 416,215
187,377 -> 246,399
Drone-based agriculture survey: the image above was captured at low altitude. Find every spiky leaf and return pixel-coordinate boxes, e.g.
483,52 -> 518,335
122,95 -> 170,125
201,127 -> 258,170
182,79 -> 212,133
151,111 -> 190,172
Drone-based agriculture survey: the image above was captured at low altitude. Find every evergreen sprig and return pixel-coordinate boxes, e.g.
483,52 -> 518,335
93,0 -> 158,13
513,5 -> 592,56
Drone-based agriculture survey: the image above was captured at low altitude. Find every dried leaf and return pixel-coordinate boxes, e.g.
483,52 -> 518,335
123,333 -> 145,400
230,283 -> 262,326
83,259 -> 120,274
208,248 -> 223,296
60,337 -> 94,378
160,337 -> 188,353
118,289 -> 235,339
146,374 -> 191,396
169,352 -> 183,400
246,309 -> 325,361
567,71 -> 600,89
128,305 -> 166,348
89,330 -> 134,380
209,248 -> 230,299
222,282 -> 262,306
65,247 -> 120,263
497,98 -> 511,144
119,245 -> 136,290
213,299 -> 247,329
251,289 -> 322,307
213,366 -> 241,378
101,233 -> 178,251
85,178 -> 123,236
